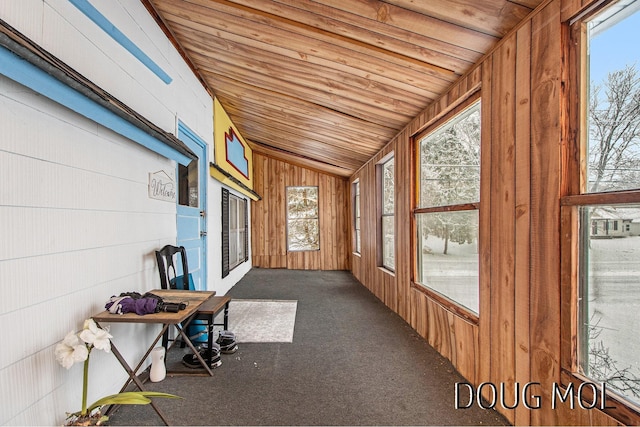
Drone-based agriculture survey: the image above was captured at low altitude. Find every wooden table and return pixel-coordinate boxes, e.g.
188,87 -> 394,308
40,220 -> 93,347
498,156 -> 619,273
92,289 -> 216,425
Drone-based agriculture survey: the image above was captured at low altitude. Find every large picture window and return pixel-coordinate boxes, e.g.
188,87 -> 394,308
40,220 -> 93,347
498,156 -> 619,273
379,156 -> 395,271
564,1 -> 640,411
222,188 -> 248,277
287,186 -> 319,251
414,100 -> 480,315
353,180 -> 361,254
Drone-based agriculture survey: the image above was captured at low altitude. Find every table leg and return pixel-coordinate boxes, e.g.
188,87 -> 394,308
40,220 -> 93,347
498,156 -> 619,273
174,322 -> 214,376
206,313 -> 213,368
95,321 -> 171,426
103,333 -> 171,426
223,302 -> 229,330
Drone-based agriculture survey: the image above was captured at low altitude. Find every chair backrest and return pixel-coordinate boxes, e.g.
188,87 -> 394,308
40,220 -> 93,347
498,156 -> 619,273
155,245 -> 190,290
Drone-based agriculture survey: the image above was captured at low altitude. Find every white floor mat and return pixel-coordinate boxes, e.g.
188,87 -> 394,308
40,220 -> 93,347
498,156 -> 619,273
215,299 -> 298,343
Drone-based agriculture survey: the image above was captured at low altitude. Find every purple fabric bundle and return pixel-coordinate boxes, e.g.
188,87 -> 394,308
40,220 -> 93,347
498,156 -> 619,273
105,295 -> 159,315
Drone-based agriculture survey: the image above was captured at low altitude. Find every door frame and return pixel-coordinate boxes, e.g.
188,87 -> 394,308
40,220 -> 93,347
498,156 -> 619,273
176,120 -> 208,290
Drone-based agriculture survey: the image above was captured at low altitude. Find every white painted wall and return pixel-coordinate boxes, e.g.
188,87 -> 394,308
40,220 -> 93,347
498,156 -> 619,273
0,0 -> 252,424
0,0 -> 212,139
0,74 -> 176,425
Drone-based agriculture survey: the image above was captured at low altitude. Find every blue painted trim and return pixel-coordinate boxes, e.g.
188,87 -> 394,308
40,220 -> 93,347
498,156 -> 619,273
178,122 -> 207,151
0,45 -> 191,165
68,0 -> 172,84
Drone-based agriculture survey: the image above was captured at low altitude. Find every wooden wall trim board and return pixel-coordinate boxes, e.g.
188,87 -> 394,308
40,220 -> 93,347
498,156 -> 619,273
514,20 -> 533,427
396,128 -> 411,320
488,34 -> 518,425
478,57 -> 493,416
529,2 -> 562,424
347,0 -> 635,424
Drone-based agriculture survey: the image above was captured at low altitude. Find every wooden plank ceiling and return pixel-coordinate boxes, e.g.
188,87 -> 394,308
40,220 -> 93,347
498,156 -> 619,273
144,0 -> 543,177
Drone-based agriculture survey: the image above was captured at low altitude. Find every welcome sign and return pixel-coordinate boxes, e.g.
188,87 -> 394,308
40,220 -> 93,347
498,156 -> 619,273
148,170 -> 176,202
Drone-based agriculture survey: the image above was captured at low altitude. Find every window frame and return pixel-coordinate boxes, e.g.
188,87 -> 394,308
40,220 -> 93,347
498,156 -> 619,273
286,185 -> 320,252
178,159 -> 199,207
353,180 -> 361,255
411,93 -> 481,323
561,4 -> 640,422
228,192 -> 247,270
377,154 -> 395,272
221,187 -> 248,278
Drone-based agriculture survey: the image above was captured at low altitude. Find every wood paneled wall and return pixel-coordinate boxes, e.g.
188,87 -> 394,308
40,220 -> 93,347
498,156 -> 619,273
350,0 -> 624,425
251,153 -> 349,270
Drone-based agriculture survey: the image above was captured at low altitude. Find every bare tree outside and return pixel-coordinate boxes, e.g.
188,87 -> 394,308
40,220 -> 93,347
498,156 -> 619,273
582,66 -> 640,401
588,64 -> 640,192
588,315 -> 640,399
287,186 -> 319,251
418,103 -> 480,254
580,6 -> 640,403
381,158 -> 394,269
416,101 -> 481,314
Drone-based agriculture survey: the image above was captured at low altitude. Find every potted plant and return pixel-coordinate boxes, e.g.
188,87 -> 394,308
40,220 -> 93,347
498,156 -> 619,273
55,319 -> 180,425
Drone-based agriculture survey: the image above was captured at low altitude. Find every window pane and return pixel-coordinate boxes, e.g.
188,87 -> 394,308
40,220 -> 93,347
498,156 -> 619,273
230,197 -> 238,229
380,157 -> 394,270
354,181 -> 361,253
287,219 -> 319,251
238,199 -> 246,262
382,215 -> 394,270
178,159 -> 198,207
419,103 -> 480,208
586,3 -> 640,193
416,210 -> 479,314
238,229 -> 246,261
287,186 -> 319,251
579,205 -> 640,404
287,187 -> 318,219
227,193 -> 247,271
229,228 -> 238,267
383,159 -> 394,215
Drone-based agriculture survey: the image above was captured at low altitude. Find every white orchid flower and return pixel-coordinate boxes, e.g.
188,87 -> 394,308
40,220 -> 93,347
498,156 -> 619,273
56,319 -> 181,420
55,331 -> 89,369
79,319 -> 112,353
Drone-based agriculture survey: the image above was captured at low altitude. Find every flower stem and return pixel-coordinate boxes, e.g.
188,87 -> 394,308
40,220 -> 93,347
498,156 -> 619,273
82,347 -> 90,416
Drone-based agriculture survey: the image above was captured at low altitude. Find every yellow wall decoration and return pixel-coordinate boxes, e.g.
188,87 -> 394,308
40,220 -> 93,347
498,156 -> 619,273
212,97 -> 260,200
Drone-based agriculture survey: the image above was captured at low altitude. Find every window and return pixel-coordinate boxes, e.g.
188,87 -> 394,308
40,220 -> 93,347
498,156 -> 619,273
287,186 -> 319,251
222,188 -> 248,277
414,100 -> 481,315
379,156 -> 395,270
353,180 -> 361,254
178,160 -> 198,207
564,0 -> 640,412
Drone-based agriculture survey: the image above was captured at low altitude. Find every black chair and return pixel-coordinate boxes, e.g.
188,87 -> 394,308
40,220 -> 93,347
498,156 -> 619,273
155,244 -> 191,291
155,245 -> 230,361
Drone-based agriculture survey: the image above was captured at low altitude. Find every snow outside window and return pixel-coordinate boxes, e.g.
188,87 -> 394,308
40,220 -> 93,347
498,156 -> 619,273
415,100 -> 481,315
287,186 -> 319,251
380,157 -> 394,270
573,1 -> 640,406
354,180 -> 361,254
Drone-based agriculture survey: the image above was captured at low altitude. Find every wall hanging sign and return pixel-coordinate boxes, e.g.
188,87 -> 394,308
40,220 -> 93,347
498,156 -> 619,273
148,170 -> 176,202
212,97 -> 261,200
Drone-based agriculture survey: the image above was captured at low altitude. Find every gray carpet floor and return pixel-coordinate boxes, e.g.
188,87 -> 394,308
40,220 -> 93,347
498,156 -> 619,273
108,269 -> 509,426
